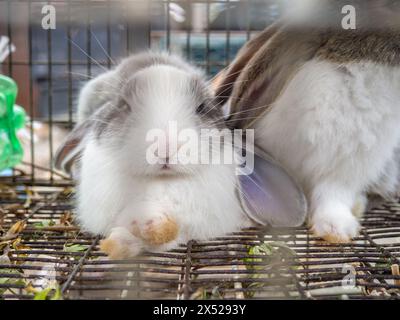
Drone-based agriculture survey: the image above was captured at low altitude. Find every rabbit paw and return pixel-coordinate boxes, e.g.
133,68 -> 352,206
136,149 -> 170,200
131,213 -> 179,246
351,195 -> 367,218
100,227 -> 142,259
311,204 -> 361,243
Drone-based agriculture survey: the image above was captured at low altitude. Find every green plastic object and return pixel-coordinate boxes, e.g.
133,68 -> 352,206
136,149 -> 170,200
0,74 -> 26,171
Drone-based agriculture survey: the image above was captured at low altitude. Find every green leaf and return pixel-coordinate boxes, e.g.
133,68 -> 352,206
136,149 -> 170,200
33,287 -> 52,300
0,269 -> 26,296
50,285 -> 62,300
33,284 -> 62,300
243,241 -> 296,270
33,220 -> 55,228
63,243 -> 89,252
0,268 -> 23,283
244,243 -> 275,269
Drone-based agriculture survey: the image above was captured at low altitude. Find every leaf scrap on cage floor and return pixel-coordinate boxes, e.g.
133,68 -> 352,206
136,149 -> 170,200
23,188 -> 41,209
0,245 -> 27,296
33,212 -> 77,232
63,243 -> 89,253
243,241 -> 296,270
1,220 -> 27,241
0,207 -> 5,227
0,244 -> 11,261
61,187 -> 75,197
0,184 -> 17,199
60,212 -> 74,226
0,269 -> 26,296
11,237 -> 30,251
33,283 -> 62,300
1,203 -> 26,219
33,219 -> 56,229
190,285 -> 226,300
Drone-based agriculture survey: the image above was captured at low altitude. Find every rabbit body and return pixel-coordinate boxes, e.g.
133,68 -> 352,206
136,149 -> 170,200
71,53 -> 250,257
215,1 -> 400,242
254,60 -> 400,242
80,136 -> 248,254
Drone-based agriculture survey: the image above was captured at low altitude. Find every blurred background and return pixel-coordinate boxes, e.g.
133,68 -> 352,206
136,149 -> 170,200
0,0 -> 285,180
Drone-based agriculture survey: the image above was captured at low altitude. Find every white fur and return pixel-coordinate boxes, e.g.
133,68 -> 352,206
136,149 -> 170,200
254,59 -> 400,241
79,139 -> 249,252
77,61 -> 250,255
77,70 -> 118,123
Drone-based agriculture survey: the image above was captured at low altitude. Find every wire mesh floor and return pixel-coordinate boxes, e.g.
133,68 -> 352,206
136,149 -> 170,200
1,178 -> 400,300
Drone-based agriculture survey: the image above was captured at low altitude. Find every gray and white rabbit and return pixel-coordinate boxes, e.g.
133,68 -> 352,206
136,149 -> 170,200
55,52 -> 306,258
214,0 -> 400,243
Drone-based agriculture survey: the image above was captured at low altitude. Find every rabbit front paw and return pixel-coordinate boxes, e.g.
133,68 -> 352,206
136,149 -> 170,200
131,213 -> 179,246
100,227 -> 142,259
311,203 -> 361,243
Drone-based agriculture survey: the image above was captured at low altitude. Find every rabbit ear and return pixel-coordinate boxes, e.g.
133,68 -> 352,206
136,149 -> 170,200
237,147 -> 307,227
214,22 -> 281,108
55,68 -> 120,174
216,25 -> 324,129
54,121 -> 92,174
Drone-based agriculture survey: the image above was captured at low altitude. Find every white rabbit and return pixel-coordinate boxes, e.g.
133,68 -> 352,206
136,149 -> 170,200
214,0 -> 400,243
55,52 -> 306,258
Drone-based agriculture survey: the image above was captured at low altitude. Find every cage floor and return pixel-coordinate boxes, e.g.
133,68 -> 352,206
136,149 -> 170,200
0,179 -> 399,300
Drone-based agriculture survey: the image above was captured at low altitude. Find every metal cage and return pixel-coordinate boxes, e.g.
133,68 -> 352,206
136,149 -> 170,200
0,0 -> 399,300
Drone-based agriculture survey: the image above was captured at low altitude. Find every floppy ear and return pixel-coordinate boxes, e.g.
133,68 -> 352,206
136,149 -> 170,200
237,147 -> 307,227
54,121 -> 92,174
215,24 -> 325,130
213,22 -> 282,108
232,28 -> 326,128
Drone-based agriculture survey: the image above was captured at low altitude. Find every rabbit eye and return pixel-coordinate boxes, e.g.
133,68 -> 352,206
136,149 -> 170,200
196,103 -> 206,115
121,103 -> 131,112
118,98 -> 131,112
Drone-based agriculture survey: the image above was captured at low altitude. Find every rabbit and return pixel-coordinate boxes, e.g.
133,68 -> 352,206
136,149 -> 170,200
214,0 -> 400,243
54,52 -> 307,258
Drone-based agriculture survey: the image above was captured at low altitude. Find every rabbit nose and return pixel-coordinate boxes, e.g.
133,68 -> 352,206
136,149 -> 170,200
155,140 -> 182,163
157,153 -> 170,164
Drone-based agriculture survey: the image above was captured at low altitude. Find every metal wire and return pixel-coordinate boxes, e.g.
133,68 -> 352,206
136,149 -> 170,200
0,185 -> 399,300
0,0 -> 270,181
